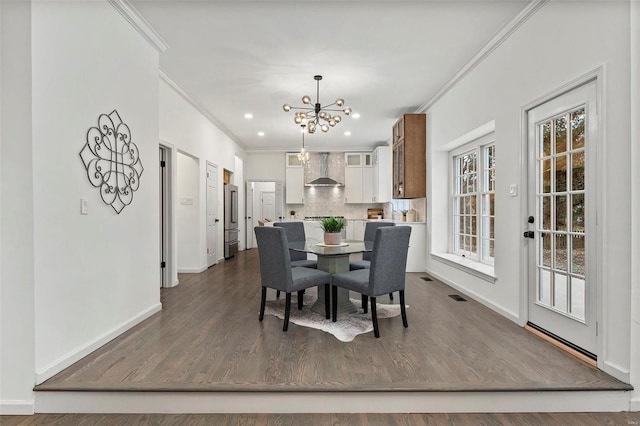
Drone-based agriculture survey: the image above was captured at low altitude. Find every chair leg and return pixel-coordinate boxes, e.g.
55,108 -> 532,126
371,297 -> 379,338
400,290 -> 408,328
283,293 -> 292,332
259,287 -> 267,321
389,292 -> 394,301
322,284 -> 329,319
362,294 -> 368,314
332,285 -> 338,322
276,290 -> 281,299
297,290 -> 304,310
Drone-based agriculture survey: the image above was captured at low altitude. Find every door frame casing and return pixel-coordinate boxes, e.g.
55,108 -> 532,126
159,140 -> 178,288
519,66 -> 605,368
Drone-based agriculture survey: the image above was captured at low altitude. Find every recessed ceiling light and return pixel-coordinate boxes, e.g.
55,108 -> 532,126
352,113 -> 361,119
244,113 -> 253,119
257,131 -> 265,136
344,131 -> 351,136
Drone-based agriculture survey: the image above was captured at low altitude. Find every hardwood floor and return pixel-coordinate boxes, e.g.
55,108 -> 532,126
3,412 -> 640,425
36,249 -> 630,392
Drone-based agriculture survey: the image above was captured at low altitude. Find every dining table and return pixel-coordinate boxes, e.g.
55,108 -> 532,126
288,239 -> 373,315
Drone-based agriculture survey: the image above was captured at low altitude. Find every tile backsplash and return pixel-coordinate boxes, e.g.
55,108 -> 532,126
285,152 -> 426,221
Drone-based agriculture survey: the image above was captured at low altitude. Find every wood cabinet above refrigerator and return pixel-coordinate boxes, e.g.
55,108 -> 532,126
392,114 -> 426,199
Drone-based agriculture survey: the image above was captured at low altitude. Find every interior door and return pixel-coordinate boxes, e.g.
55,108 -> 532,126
261,192 -> 276,221
159,147 -> 167,287
526,81 -> 597,356
206,163 -> 218,267
246,182 -> 254,249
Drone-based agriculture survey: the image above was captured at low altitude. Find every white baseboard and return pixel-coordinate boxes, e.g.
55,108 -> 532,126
425,269 -> 520,324
0,399 -> 34,415
177,267 -> 207,273
35,303 -> 162,384
602,360 -> 631,384
630,395 -> 640,411
34,390 -> 630,414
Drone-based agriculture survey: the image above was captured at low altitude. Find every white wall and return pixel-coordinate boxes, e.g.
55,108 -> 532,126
246,152 -> 286,182
31,1 -> 161,383
0,0 -> 36,414
630,0 -> 640,410
159,78 -> 246,266
177,152 -> 202,272
425,1 -> 633,383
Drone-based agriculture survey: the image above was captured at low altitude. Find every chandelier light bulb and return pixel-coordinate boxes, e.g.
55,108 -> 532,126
283,104 -> 291,112
334,115 -> 342,123
294,116 -> 303,124
302,95 -> 311,104
343,106 -> 352,115
321,124 -> 329,132
329,119 -> 336,127
335,98 -> 344,107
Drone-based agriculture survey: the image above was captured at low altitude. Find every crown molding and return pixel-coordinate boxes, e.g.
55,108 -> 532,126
108,0 -> 169,53
159,69 -> 246,149
416,0 -> 548,113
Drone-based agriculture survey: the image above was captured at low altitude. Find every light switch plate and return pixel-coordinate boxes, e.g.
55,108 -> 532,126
509,184 -> 518,197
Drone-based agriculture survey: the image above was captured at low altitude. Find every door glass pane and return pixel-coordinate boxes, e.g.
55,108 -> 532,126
542,196 -> 551,230
555,116 -> 567,154
572,151 -> 585,191
571,194 -> 585,232
555,234 -> 567,271
539,269 -> 551,306
489,240 -> 494,258
541,232 -> 551,267
570,276 -> 586,320
489,217 -> 494,239
542,159 -> 552,193
571,234 -> 585,276
553,272 -> 568,313
555,195 -> 567,231
571,108 -> 585,150
541,121 -> 551,157
555,155 -> 567,192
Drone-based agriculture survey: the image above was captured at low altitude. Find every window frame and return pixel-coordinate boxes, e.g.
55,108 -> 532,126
449,134 -> 495,265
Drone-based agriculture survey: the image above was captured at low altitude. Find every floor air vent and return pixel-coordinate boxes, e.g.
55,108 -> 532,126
448,294 -> 467,302
420,277 -> 433,281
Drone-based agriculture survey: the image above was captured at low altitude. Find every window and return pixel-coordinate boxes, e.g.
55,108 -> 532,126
451,140 -> 495,264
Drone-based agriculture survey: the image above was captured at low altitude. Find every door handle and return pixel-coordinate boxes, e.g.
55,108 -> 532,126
523,231 -> 534,239
215,219 -> 220,223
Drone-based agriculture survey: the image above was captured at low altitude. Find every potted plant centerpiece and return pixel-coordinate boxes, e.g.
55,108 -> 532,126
290,210 -> 296,220
319,216 -> 347,245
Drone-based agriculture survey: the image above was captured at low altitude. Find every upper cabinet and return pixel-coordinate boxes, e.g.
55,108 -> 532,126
344,152 -> 373,204
285,153 -> 305,204
373,145 -> 391,203
393,114 -> 426,199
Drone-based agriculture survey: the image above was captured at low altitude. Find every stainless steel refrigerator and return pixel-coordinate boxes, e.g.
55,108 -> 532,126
224,183 -> 239,259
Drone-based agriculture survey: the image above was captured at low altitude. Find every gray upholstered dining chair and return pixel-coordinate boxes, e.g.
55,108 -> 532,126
273,222 -> 318,269
350,221 -> 396,300
254,226 -> 330,331
273,221 -> 318,299
331,226 -> 411,338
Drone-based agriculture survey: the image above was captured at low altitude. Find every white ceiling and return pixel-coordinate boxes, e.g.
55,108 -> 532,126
131,1 -> 529,152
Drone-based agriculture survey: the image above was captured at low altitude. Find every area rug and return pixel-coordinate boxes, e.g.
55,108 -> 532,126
263,293 -> 406,342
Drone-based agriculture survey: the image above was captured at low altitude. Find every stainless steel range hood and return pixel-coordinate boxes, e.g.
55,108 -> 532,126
305,152 -> 344,187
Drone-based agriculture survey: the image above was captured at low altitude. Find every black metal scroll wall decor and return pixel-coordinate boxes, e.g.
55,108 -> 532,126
79,109 -> 144,214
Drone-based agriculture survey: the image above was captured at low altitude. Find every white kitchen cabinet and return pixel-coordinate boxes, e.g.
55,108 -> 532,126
285,153 -> 304,204
402,222 -> 426,272
344,152 -> 373,204
373,146 -> 391,203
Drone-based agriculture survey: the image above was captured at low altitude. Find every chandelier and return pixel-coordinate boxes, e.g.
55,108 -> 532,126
283,75 -> 352,134
297,124 -> 310,164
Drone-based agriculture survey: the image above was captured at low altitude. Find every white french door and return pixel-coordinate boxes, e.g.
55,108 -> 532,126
526,81 -> 598,355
